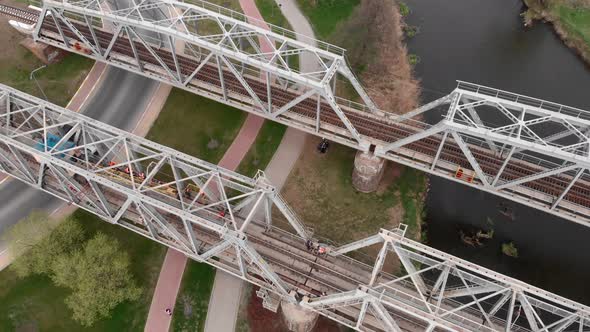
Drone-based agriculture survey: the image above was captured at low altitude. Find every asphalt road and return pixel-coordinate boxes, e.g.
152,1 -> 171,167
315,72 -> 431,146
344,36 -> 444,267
0,67 -> 158,243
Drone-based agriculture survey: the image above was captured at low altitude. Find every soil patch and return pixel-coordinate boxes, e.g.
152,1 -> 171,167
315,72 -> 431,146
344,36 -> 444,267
245,287 -> 341,332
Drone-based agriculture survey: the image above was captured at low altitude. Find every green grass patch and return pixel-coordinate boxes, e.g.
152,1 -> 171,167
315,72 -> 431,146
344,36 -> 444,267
0,210 -> 166,331
0,45 -> 93,107
171,261 -> 216,332
237,121 -> 286,177
394,167 -> 427,239
282,139 -> 426,244
256,0 -> 292,29
295,0 -> 360,39
146,88 -> 247,164
204,0 -> 242,12
554,5 -> 590,45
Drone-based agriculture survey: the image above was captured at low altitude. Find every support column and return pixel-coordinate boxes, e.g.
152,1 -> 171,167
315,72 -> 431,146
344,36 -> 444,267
352,151 -> 386,193
281,300 -> 319,332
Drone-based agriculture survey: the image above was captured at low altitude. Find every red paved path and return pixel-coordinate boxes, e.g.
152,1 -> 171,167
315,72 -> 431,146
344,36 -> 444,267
144,3 -> 273,331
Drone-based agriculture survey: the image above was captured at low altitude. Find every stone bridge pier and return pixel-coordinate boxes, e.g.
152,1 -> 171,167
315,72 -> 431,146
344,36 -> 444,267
281,299 -> 319,332
352,150 -> 386,193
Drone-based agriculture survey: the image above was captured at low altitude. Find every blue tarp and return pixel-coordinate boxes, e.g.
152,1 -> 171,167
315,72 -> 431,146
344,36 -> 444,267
35,133 -> 75,158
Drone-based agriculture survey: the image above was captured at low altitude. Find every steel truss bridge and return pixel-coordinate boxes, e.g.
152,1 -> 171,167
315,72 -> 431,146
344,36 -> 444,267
1,84 -> 589,332
8,0 -> 589,227
0,1 -> 590,331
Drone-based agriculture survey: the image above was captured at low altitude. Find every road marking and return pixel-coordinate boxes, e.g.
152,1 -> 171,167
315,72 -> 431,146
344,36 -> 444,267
65,62 -> 108,112
0,249 -> 7,256
50,205 -> 62,216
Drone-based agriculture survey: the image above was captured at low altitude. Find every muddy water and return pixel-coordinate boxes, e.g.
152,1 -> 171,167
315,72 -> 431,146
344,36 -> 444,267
403,0 -> 590,303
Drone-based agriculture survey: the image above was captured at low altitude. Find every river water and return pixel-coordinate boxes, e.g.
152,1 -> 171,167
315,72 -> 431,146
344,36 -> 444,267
403,0 -> 590,304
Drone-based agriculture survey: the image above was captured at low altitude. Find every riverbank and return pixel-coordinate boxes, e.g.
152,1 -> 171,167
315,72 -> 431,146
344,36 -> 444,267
403,0 -> 590,304
331,0 -> 420,113
281,0 -> 426,247
523,0 -> 590,65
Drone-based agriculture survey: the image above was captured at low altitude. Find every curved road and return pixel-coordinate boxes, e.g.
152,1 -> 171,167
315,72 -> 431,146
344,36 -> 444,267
0,66 -> 158,246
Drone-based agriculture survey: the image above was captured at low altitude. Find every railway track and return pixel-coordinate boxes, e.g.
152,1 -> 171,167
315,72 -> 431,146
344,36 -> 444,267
2,6 -> 588,215
0,4 -> 38,24
32,15 -> 590,213
0,134 -> 501,331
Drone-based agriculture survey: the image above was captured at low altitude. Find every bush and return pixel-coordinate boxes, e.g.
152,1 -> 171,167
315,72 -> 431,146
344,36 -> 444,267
4,213 -> 85,277
3,215 -> 141,326
405,25 -> 420,38
399,1 -> 410,16
501,242 -> 519,258
52,233 -> 142,326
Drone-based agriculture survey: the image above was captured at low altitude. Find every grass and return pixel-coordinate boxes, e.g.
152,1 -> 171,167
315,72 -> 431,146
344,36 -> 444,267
555,5 -> 590,45
237,121 -> 286,177
524,0 -> 590,61
0,210 -> 166,331
255,0 -> 292,29
295,0 -> 360,39
501,242 -> 519,258
399,1 -> 410,17
281,138 -> 426,244
0,28 -> 94,107
146,88 -> 247,164
203,0 -> 242,12
171,261 -> 216,332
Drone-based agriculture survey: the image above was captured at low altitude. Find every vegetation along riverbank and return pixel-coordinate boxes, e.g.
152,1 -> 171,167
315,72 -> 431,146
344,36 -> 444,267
524,0 -> 590,64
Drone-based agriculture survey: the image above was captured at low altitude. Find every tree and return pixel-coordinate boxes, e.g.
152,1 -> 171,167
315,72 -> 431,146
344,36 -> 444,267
52,232 -> 142,326
2,212 -> 85,277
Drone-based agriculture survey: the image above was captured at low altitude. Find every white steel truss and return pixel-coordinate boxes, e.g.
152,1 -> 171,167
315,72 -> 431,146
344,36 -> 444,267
1,85 -> 590,331
25,2 -> 590,226
33,0 -> 378,145
308,227 -> 590,332
0,83 -> 310,301
375,82 -> 590,228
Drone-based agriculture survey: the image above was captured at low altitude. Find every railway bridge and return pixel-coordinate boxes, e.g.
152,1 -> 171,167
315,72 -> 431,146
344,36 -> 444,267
8,0 -> 590,228
0,83 -> 589,332
1,1 -> 590,331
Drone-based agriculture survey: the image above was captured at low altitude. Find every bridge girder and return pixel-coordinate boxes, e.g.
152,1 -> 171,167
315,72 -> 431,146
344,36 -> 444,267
2,84 -> 590,331
26,0 -> 590,226
28,1 -> 590,227
375,82 -> 590,228
33,0 -> 382,144
0,83 -> 311,302
317,227 -> 590,332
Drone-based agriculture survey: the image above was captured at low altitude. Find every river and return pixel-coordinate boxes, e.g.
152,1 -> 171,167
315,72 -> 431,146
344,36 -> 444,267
403,0 -> 590,304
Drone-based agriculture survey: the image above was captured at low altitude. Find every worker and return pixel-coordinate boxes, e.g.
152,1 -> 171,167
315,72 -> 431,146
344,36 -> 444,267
317,138 -> 330,153
218,209 -> 226,219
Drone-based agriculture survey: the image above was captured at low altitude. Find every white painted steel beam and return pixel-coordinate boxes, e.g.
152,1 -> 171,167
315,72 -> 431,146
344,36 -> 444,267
2,85 -> 590,331
27,2 -> 590,225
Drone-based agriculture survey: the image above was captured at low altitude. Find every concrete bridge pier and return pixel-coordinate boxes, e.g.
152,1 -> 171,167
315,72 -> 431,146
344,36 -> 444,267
352,150 -> 386,193
281,300 -> 319,332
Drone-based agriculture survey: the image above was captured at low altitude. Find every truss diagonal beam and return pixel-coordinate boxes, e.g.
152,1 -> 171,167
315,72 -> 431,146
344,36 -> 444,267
1,84 -> 590,331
